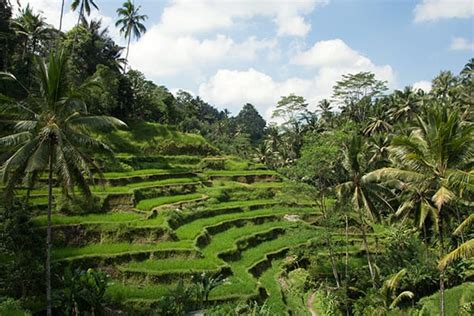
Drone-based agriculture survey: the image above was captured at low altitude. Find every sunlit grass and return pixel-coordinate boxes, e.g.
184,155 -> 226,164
136,193 -> 204,211
259,259 -> 287,315
102,168 -> 190,179
32,212 -> 143,227
175,206 -> 316,240
204,170 -> 277,176
53,240 -> 194,261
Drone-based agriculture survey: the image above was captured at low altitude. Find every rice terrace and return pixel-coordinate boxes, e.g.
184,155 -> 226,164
0,0 -> 473,315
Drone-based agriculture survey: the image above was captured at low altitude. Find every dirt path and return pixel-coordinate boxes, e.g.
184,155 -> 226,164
306,291 -> 318,316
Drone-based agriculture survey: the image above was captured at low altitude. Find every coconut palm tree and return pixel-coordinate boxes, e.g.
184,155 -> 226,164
387,87 -> 423,123
13,5 -> 52,57
336,135 -> 394,287
366,104 -> 473,316
71,0 -> 99,26
0,50 -> 126,316
438,214 -> 474,270
370,269 -> 414,315
12,5 -> 53,85
115,0 -> 148,72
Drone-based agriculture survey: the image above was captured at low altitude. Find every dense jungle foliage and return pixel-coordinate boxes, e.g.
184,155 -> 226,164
0,0 -> 472,315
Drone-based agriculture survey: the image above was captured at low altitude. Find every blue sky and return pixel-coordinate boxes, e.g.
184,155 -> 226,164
19,0 -> 474,118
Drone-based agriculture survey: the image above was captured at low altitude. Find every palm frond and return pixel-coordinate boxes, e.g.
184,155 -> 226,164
384,268 -> 407,293
0,132 -> 32,147
453,214 -> 474,236
68,115 -> 127,130
389,291 -> 414,309
438,239 -> 474,270
432,186 -> 454,210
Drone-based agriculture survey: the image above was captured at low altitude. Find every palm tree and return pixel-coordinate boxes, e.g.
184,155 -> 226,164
438,214 -> 474,270
115,0 -> 148,72
0,50 -> 126,316
12,5 -> 53,84
387,87 -> 423,123
14,5 -> 52,55
367,104 -> 473,316
371,269 -> 414,315
336,135 -> 394,287
71,0 -> 99,27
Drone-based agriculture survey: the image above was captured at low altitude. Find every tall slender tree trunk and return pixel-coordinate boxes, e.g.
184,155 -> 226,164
320,194 -> 340,288
71,5 -> 84,54
59,0 -> 65,32
124,34 -> 131,74
46,142 -> 54,316
438,212 -> 445,316
344,212 -> 349,316
358,207 -> 376,287
344,213 -> 349,281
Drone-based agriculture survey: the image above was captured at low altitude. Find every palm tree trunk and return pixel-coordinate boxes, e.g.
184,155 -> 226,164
46,142 -> 54,316
59,0 -> 65,32
438,212 -> 445,316
124,34 -> 131,74
320,194 -> 340,288
71,5 -> 84,54
344,213 -> 349,281
358,207 -> 376,287
344,211 -> 350,316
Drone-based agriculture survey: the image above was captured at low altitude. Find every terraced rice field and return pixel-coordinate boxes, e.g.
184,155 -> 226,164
28,155 -> 340,313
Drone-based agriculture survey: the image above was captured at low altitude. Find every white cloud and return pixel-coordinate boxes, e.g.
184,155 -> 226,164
128,0 -> 327,80
414,0 -> 474,22
157,0 -> 327,37
275,13 -> 311,37
291,39 -> 373,68
13,0 -> 122,43
128,30 -> 276,78
450,37 -> 474,50
412,80 -> 432,92
199,39 -> 395,119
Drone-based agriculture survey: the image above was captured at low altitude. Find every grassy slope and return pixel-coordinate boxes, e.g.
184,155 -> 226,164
259,259 -> 287,316
413,282 -> 474,316
96,121 -> 216,155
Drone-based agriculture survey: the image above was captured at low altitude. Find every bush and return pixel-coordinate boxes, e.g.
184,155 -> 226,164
0,298 -> 31,316
199,157 -> 226,170
56,194 -> 104,215
61,268 -> 109,315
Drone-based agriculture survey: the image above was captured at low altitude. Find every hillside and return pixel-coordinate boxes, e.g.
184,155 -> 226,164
96,121 -> 219,156
1,4 -> 472,313
28,152 -> 328,314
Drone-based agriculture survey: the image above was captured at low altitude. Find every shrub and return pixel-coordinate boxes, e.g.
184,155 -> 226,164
0,298 -> 31,316
61,268 -> 109,315
199,157 -> 226,170
56,194 -> 104,215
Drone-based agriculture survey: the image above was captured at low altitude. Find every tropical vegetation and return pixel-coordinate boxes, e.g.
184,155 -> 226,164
0,1 -> 472,315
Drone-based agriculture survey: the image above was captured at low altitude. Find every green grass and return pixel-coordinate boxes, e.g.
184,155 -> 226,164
175,206 -> 316,240
15,177 -> 202,209
53,240 -> 194,261
136,193 -> 204,211
260,259 -> 287,315
119,222 -> 293,277
93,177 -> 202,193
201,221 -> 293,258
106,281 -> 171,303
96,121 -> 216,155
120,258 -> 222,274
414,282 -> 474,316
205,170 -> 277,176
32,212 -> 143,227
210,225 -> 318,299
102,168 -> 190,179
